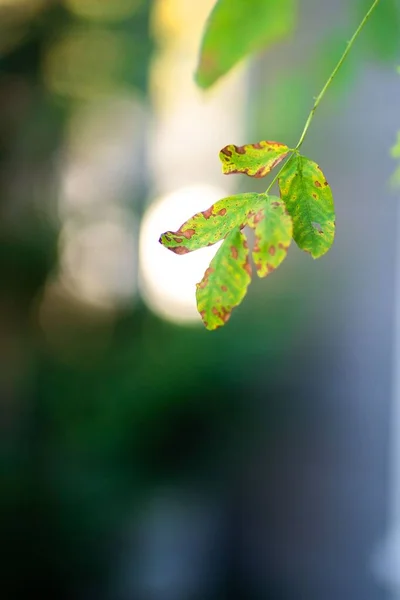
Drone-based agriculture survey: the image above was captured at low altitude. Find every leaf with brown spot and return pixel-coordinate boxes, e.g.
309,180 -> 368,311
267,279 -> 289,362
195,0 -> 297,89
196,229 -> 252,330
220,140 -> 290,178
279,155 -> 335,258
159,193 -> 265,254
247,196 -> 292,278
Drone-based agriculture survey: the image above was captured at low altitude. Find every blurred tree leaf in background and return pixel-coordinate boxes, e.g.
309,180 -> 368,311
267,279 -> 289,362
195,0 -> 297,89
355,0 -> 400,62
0,0 -> 46,58
391,127 -> 400,187
0,1 -> 155,596
313,28 -> 361,100
44,1 -> 152,99
64,0 -> 144,23
250,7 -> 398,145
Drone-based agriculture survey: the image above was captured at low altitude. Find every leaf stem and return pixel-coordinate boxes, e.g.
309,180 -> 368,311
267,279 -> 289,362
265,153 -> 295,194
295,0 -> 381,150
265,0 -> 381,196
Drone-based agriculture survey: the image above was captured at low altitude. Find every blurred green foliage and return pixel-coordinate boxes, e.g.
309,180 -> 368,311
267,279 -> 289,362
196,0 -> 297,88
355,0 -> 400,61
391,128 -> 400,186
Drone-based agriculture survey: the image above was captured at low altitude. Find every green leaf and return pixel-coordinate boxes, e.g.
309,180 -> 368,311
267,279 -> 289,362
159,193 -> 264,254
279,155 -> 335,259
248,196 -> 292,277
196,229 -> 252,330
220,141 -> 290,178
196,0 -> 297,89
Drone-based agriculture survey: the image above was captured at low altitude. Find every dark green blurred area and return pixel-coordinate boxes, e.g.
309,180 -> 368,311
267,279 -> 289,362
0,1 -> 399,599
0,2 -> 299,597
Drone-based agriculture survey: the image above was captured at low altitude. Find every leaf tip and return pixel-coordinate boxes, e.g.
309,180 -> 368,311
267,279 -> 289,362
194,50 -> 219,89
194,68 -> 209,89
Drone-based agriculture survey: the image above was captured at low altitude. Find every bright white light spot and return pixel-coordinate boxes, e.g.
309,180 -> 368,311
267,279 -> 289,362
139,184 -> 227,325
59,209 -> 137,309
59,94 -> 147,219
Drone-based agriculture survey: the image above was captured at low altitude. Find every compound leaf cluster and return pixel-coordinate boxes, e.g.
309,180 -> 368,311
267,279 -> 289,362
158,0 -> 389,331
160,143 -> 335,330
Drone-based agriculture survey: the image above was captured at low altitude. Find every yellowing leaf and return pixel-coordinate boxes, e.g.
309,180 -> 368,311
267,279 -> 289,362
279,155 -> 335,259
159,193 -> 264,254
220,141 -> 290,178
248,196 -> 292,277
196,0 -> 297,89
196,229 -> 252,330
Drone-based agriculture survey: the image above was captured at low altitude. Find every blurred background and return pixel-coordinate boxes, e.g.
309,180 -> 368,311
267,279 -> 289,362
0,0 -> 399,599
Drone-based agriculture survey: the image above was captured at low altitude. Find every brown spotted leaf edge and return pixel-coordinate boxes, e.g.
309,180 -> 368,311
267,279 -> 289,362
247,196 -> 293,277
278,154 -> 335,258
220,141 -> 290,178
196,228 -> 252,330
159,193 -> 265,254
